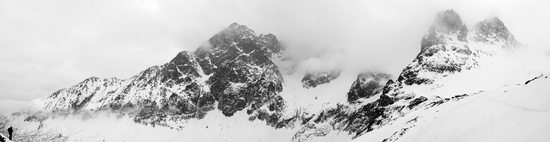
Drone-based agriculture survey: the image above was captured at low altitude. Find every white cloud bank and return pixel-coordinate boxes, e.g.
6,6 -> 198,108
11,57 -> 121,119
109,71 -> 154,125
0,99 -> 36,115
0,0 -> 549,101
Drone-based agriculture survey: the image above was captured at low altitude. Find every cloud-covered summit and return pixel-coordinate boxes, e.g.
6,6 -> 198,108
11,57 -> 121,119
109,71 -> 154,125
1,0 -> 550,101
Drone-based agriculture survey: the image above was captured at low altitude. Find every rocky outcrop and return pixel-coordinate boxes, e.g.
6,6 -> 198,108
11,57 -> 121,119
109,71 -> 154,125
339,10 -> 521,138
400,10 -> 476,87
301,70 -> 341,88
347,72 -> 391,103
38,23 -> 287,127
292,9 -> 523,140
470,17 -> 518,48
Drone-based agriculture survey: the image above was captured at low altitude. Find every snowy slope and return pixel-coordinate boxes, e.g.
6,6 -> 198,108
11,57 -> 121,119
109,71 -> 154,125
293,9 -> 549,141
353,74 -> 550,142
349,10 -> 550,142
1,109 -> 295,142
402,76 -> 550,142
43,110 -> 297,142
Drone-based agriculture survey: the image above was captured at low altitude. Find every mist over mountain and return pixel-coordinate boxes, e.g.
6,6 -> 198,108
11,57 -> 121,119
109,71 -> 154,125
3,0 -> 550,101
1,1 -> 550,142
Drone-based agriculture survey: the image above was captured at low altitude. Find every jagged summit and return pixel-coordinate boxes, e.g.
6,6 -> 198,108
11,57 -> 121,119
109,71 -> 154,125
39,22 -> 286,121
195,23 -> 283,72
315,10 -> 531,140
421,9 -> 468,52
399,10 -> 475,86
388,11 -> 522,100
471,17 -> 517,46
432,9 -> 467,34
81,76 -> 100,83
214,23 -> 256,43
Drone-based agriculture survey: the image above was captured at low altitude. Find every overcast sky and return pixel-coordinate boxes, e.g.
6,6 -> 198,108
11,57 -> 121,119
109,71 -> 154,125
1,0 -> 549,102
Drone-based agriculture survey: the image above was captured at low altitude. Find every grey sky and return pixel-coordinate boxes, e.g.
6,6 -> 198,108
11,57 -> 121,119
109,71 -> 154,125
1,0 -> 549,101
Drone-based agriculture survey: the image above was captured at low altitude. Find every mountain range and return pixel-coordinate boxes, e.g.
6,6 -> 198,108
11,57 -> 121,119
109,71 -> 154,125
1,9 -> 549,142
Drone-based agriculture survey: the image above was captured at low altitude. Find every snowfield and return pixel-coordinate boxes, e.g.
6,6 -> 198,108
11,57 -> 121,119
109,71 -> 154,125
354,75 -> 550,142
1,110 -> 296,142
352,48 -> 550,142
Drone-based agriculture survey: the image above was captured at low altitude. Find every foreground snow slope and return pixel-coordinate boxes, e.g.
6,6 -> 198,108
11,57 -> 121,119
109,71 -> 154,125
1,110 -> 289,142
402,77 -> 550,142
43,110 -> 296,142
1,108 -> 351,142
354,67 -> 550,142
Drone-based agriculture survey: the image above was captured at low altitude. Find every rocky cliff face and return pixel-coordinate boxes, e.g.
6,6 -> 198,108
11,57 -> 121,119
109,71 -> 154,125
38,23 -> 287,127
470,17 -> 519,48
301,70 -> 342,89
290,9 -> 523,140
400,10 -> 475,87
347,72 -> 391,103
341,10 -> 519,137
31,9 -> 531,142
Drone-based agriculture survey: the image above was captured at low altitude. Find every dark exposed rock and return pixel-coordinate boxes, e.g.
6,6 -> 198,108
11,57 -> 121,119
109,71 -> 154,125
297,10 -> 522,140
347,72 -> 391,103
301,70 -> 341,88
471,17 -> 516,46
397,65 -> 431,86
339,99 -> 391,138
398,9 -> 476,87
161,51 -> 201,84
525,75 -> 544,85
178,23 -> 286,117
451,94 -> 469,100
42,23 -> 287,128
408,96 -> 428,109
134,23 -> 286,121
333,12 -> 475,137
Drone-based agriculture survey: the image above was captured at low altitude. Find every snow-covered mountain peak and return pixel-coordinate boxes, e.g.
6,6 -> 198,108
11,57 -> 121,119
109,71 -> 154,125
421,9 -> 468,51
202,22 -> 282,57
432,9 -> 467,34
82,76 -> 100,82
225,22 -> 256,38
397,10 -> 475,87
387,10 -> 523,102
470,17 -> 518,48
36,22 -> 287,124
325,11 -> 544,141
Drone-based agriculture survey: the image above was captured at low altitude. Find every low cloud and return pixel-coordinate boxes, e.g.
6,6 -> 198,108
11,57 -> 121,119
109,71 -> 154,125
0,99 -> 37,115
1,0 -> 549,101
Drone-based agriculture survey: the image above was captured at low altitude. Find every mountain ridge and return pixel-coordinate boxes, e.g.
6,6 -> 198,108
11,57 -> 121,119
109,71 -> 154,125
5,9 -> 545,142
36,22 -> 287,128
